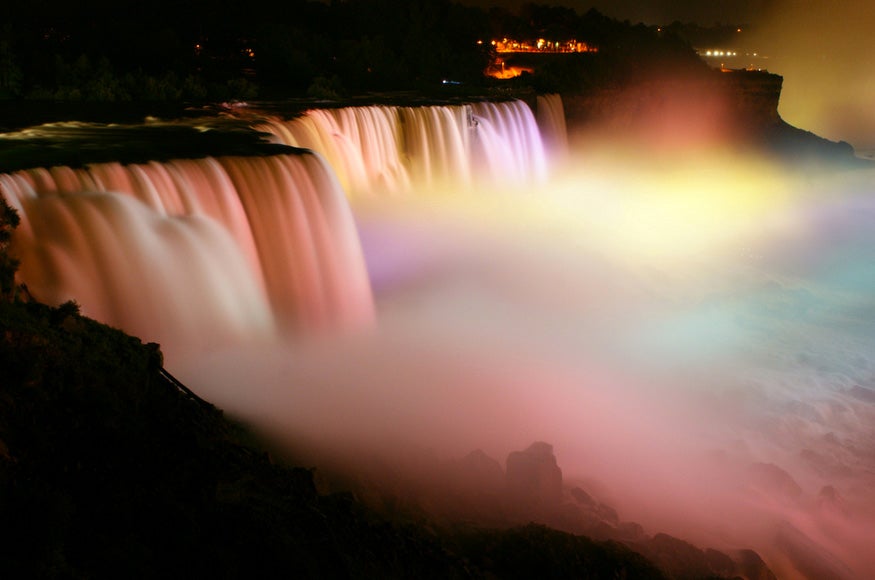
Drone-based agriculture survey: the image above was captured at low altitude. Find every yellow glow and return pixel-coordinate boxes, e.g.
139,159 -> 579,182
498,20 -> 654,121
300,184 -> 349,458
552,153 -> 795,265
491,38 -> 596,54
361,149 -> 796,270
486,64 -> 534,79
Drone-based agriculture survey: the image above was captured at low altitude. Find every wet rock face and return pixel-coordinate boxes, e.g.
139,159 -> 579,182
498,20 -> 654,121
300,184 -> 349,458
505,441 -> 563,509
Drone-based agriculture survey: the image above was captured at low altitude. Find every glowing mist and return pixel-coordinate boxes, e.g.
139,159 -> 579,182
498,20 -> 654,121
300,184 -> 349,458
3,97 -> 875,578
218,104 -> 875,578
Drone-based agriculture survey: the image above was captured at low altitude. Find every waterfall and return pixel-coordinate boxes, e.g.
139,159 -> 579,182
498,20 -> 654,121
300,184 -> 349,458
470,100 -> 548,186
256,98 -> 556,195
0,96 -> 568,357
1,152 -> 374,363
256,106 -> 412,197
536,94 -> 569,162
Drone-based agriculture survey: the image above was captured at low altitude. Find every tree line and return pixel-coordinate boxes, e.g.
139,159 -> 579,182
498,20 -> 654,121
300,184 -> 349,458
0,1 -> 705,101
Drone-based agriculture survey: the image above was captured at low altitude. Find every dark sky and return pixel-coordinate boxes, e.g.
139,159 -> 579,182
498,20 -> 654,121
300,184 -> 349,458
458,0 -> 775,25
461,0 -> 875,150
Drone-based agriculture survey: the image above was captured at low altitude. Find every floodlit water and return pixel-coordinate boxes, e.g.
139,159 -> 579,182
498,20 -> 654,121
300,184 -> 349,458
2,98 -> 874,578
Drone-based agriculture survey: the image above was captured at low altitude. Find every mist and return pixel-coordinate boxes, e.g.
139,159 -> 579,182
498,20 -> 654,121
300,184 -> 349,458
750,0 -> 875,152
179,144 -> 875,578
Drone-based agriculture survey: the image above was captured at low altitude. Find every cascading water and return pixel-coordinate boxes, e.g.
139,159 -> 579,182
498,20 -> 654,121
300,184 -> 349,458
4,94 -> 875,578
536,93 -> 569,162
1,152 -> 374,364
256,107 -> 413,196
256,99 -> 549,195
0,98 -> 555,357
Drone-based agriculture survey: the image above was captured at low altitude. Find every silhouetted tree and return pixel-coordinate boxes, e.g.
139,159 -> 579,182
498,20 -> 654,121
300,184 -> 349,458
0,26 -> 23,98
0,197 -> 20,301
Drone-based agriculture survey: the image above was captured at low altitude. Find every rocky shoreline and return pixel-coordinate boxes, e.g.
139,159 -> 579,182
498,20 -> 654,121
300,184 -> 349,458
0,292 -> 778,578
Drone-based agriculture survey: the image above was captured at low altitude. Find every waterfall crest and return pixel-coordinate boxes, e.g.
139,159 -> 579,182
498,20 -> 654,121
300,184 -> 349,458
257,99 -> 556,195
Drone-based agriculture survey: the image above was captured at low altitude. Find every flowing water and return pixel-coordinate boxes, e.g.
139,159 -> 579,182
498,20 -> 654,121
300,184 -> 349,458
2,96 -> 874,578
1,152 -> 373,361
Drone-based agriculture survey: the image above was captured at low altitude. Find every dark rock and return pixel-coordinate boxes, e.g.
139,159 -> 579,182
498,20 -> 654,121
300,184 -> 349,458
734,549 -> 778,580
453,449 -> 505,491
616,521 -> 646,541
456,523 -> 666,580
570,486 -> 596,508
505,442 -> 563,509
0,301 -> 471,579
705,548 -> 736,577
645,533 -> 714,579
632,533 -> 777,579
595,502 -> 619,526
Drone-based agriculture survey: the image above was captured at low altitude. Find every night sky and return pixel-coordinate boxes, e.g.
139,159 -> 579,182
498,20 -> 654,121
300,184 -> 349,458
4,0 -> 872,148
462,0 -> 875,149
458,0 -> 775,25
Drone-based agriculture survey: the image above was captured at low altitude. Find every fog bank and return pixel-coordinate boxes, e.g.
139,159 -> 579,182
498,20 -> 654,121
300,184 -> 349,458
182,150 -> 875,578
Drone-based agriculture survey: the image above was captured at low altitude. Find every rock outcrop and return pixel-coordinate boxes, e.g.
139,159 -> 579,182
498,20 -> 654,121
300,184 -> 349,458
505,441 -> 564,510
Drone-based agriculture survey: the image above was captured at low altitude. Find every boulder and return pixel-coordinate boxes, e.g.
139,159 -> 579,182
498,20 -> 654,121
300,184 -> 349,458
506,441 -> 563,509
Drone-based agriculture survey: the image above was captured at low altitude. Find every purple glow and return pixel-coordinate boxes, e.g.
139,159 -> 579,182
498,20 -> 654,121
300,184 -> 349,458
3,98 -> 875,577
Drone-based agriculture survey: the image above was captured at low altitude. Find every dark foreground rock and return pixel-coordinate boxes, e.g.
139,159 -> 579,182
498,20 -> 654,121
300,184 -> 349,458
0,298 -> 676,578
0,300 -> 470,578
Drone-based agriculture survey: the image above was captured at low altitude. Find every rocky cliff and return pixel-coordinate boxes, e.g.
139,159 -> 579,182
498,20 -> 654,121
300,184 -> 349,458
560,68 -> 864,164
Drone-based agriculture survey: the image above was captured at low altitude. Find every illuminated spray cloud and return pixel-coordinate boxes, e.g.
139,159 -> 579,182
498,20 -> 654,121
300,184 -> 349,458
206,100 -> 875,577
3,97 -> 875,577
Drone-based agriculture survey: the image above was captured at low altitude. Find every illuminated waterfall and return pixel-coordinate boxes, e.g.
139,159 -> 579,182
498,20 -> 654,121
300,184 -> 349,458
256,98 -> 553,195
536,93 -> 569,161
256,107 -> 413,197
3,94 -> 875,578
1,153 -> 374,362
0,97 -> 564,357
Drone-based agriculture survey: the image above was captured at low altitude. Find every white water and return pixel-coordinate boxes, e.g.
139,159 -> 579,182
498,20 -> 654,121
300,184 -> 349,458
1,153 -> 373,363
256,99 -> 549,195
2,97 -> 875,578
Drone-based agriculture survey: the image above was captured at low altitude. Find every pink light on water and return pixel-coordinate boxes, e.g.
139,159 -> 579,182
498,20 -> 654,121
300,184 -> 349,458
4,98 -> 875,577
3,153 -> 374,364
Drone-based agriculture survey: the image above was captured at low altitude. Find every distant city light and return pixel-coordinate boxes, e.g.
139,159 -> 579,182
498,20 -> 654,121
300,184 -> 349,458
491,38 -> 597,54
697,46 -> 767,73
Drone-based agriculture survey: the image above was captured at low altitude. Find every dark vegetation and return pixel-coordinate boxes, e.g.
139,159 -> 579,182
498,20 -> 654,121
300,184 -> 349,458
0,0 -> 706,103
0,197 -> 678,578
